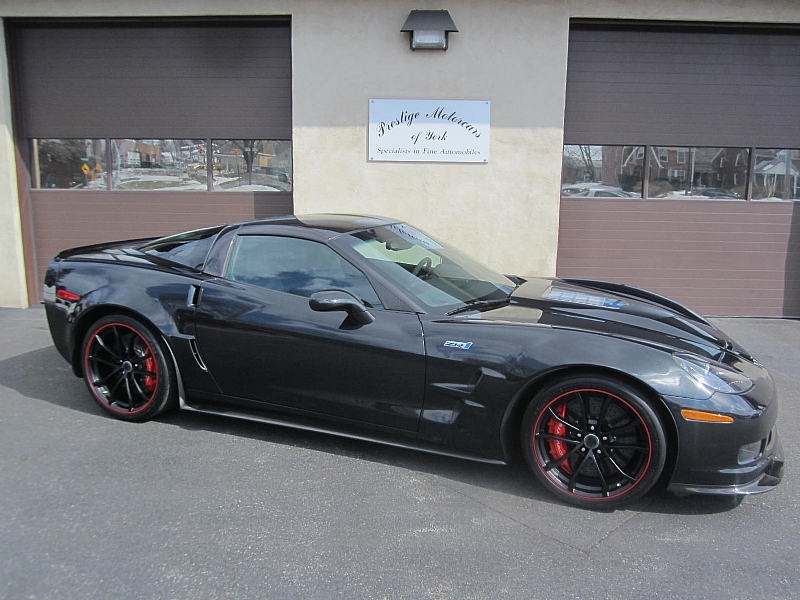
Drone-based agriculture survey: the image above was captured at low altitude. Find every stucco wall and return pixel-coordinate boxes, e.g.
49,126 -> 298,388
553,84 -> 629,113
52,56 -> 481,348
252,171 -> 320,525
0,25 -> 27,307
290,0 -> 568,277
1,0 -> 800,306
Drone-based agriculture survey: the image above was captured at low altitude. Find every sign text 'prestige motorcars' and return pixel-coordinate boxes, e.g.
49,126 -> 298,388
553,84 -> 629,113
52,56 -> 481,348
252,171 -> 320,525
369,99 -> 490,163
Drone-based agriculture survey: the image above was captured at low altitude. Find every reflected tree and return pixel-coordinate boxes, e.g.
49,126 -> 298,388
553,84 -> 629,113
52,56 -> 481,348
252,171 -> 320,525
231,140 -> 264,185
578,145 -> 597,181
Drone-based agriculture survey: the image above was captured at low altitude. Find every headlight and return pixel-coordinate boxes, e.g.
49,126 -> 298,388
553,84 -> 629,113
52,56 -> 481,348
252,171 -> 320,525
673,353 -> 753,395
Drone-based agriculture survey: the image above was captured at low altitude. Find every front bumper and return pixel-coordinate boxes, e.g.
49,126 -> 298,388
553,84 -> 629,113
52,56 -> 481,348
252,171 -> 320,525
663,379 -> 784,497
668,430 -> 784,496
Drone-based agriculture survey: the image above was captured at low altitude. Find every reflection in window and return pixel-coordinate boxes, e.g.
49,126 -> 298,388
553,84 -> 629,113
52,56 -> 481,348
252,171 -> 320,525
34,139 -> 106,189
136,226 -> 223,270
227,236 -> 380,307
561,145 -> 643,198
648,147 -> 749,199
212,140 -> 292,192
752,149 -> 800,201
112,139 -> 208,191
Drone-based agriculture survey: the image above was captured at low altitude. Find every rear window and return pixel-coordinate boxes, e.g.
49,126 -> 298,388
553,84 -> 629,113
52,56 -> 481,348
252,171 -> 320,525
137,226 -> 222,270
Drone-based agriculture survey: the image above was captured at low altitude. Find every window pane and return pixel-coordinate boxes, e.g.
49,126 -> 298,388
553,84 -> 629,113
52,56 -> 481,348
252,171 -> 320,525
212,140 -> 292,192
561,145 -> 643,198
228,236 -> 381,308
34,139 -> 106,189
112,139 -> 208,191
137,226 -> 223,270
752,149 -> 800,201
648,147 -> 749,199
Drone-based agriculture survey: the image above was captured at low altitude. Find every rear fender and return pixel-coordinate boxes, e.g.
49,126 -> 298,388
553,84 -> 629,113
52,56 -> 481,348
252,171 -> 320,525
67,281 -> 195,376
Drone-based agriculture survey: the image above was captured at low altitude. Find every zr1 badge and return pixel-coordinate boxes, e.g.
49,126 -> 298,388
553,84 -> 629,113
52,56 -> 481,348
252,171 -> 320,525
444,340 -> 473,350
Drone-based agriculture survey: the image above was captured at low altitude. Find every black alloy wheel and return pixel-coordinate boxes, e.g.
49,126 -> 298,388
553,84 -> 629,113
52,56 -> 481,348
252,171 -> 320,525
81,315 -> 177,421
522,375 -> 667,509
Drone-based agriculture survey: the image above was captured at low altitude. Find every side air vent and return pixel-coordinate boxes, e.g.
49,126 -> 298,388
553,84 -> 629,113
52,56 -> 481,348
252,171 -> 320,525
189,338 -> 208,371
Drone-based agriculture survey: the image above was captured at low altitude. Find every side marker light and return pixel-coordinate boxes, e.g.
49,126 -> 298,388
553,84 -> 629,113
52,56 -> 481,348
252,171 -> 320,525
681,409 -> 734,423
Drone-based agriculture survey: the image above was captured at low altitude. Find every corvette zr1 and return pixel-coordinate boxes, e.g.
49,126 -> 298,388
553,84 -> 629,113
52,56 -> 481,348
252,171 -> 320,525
43,214 -> 784,509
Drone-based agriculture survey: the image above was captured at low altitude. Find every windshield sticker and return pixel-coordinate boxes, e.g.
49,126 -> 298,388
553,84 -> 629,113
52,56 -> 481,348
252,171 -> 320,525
444,340 -> 473,350
546,288 -> 628,309
387,224 -> 443,249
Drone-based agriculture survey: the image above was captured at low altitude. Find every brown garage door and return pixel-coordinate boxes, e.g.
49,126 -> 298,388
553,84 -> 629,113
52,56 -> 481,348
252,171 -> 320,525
7,18 -> 293,302
559,22 -> 800,316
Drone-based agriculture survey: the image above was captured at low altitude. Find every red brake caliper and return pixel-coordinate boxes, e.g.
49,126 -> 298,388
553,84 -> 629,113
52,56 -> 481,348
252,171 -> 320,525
143,353 -> 157,393
547,402 -> 573,474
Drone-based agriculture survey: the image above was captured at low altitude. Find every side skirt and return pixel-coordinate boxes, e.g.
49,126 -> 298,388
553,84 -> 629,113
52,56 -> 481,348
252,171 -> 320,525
179,400 -> 507,466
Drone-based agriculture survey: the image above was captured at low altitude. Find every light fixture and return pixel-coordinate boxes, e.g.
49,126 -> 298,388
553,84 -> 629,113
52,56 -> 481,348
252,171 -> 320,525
401,10 -> 458,51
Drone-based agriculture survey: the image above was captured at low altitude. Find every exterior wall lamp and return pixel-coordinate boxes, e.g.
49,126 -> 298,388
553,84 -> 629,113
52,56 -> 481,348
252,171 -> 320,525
401,10 -> 458,51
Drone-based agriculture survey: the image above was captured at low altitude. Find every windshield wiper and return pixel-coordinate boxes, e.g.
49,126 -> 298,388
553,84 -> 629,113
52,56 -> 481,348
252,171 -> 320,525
445,297 -> 511,316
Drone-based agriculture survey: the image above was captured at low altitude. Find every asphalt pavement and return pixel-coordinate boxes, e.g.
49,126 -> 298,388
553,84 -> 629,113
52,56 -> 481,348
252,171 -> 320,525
1,308 -> 797,600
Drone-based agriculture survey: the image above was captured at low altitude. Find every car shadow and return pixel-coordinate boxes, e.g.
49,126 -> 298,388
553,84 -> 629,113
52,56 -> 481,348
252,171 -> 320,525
1,345 -> 742,515
0,345 -> 101,416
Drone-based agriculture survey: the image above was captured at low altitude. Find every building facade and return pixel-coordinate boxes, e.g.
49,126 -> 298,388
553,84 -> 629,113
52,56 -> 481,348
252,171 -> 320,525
1,1 -> 799,316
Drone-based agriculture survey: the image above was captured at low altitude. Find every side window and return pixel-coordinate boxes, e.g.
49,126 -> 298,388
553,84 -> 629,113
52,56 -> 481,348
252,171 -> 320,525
137,226 -> 222,270
227,235 -> 383,308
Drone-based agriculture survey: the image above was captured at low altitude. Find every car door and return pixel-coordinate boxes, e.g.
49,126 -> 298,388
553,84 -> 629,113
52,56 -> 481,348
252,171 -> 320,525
192,233 -> 425,432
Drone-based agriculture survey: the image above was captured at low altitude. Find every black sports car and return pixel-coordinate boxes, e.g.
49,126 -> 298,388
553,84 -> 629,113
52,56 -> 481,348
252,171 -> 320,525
43,214 -> 784,509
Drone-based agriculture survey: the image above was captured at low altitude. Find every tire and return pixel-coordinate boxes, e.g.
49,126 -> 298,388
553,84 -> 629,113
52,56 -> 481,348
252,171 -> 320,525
521,375 -> 667,510
81,315 -> 177,421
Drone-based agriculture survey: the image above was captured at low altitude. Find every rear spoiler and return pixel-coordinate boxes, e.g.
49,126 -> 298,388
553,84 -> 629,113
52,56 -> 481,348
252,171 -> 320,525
560,278 -> 712,327
55,237 -> 157,260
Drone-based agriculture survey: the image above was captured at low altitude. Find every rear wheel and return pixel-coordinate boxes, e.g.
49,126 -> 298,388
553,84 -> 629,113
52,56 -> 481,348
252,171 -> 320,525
81,315 -> 177,421
521,375 -> 666,509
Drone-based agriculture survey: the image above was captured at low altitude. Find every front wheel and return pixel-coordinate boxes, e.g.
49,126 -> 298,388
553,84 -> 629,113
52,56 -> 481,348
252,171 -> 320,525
81,315 -> 177,421
521,375 -> 667,509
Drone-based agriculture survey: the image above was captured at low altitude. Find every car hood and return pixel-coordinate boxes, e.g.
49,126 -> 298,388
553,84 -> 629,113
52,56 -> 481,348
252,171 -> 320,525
471,278 -> 757,365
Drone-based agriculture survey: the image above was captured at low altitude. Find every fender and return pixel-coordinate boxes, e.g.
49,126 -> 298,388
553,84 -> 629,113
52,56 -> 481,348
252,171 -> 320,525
419,318 -> 764,462
57,265 -> 217,396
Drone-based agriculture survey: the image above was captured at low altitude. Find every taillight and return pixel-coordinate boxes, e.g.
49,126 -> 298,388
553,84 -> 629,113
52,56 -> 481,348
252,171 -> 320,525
56,289 -> 81,302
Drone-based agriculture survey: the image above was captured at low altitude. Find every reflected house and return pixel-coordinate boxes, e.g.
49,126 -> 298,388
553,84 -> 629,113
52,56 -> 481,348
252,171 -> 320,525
563,145 -> 644,193
565,145 -> 755,197
115,139 -> 162,168
114,139 -> 206,170
754,150 -> 800,199
607,146 -> 644,192
706,148 -> 748,193
648,147 -> 692,193
646,147 -> 747,195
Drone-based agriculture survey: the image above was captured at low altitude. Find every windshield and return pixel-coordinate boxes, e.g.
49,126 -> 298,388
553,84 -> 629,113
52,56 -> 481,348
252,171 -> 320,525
343,223 -> 516,311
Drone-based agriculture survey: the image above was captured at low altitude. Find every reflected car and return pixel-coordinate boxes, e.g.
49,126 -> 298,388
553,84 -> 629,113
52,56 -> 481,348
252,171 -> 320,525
43,214 -> 784,509
568,189 -> 637,198
696,188 -> 742,199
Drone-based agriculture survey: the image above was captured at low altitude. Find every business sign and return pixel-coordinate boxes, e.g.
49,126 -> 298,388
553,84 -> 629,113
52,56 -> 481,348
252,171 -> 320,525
369,99 -> 490,163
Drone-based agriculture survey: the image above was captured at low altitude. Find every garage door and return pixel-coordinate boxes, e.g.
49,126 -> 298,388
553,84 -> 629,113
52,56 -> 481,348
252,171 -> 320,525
558,22 -> 800,316
7,18 -> 293,301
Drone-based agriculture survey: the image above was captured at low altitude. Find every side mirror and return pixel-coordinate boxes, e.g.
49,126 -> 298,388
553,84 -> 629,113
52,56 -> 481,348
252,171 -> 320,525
309,290 -> 375,325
